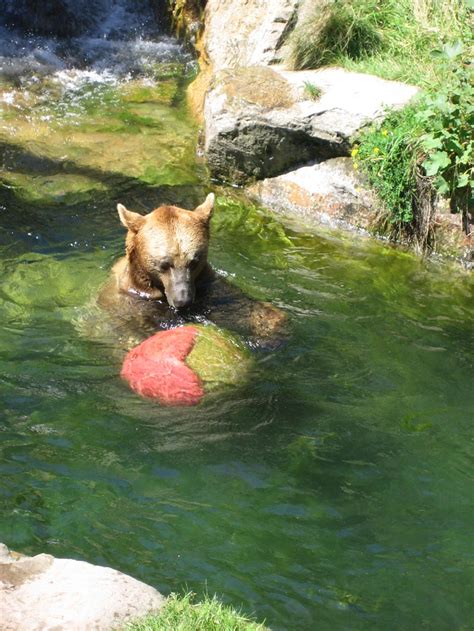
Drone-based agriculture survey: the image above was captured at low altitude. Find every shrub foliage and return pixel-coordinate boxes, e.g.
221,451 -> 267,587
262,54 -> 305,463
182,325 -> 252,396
289,0 -> 473,249
355,41 -> 473,247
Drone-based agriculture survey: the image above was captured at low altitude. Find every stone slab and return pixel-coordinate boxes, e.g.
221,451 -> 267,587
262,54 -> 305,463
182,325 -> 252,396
204,66 -> 418,182
248,157 -> 377,231
0,543 -> 164,631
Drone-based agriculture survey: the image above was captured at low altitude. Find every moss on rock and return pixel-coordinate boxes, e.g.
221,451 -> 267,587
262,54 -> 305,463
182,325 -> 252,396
215,67 -> 294,111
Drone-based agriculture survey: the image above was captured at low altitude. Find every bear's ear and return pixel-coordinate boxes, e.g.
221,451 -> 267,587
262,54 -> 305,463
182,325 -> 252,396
194,193 -> 214,222
117,203 -> 145,232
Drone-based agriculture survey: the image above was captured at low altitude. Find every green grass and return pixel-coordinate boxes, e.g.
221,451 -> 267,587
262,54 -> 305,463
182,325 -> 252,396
303,81 -> 322,100
289,0 -> 472,86
124,593 -> 268,631
353,41 -> 473,249
289,0 -> 473,250
353,106 -> 421,226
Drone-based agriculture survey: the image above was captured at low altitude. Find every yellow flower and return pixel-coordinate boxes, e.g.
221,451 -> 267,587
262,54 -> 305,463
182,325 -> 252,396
353,161 -> 359,170
382,129 -> 388,136
373,147 -> 380,154
351,147 -> 359,157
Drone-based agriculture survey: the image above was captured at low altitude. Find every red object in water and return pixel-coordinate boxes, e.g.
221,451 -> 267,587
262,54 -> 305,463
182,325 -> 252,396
121,326 -> 204,406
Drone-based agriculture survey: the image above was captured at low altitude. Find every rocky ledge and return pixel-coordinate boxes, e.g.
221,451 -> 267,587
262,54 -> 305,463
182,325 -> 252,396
248,157 -> 470,258
179,0 -> 470,262
204,65 -> 418,183
248,157 -> 377,232
0,543 -> 164,630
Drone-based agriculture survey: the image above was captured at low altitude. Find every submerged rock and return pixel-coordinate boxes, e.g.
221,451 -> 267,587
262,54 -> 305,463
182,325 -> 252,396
204,66 -> 418,183
0,542 -> 164,631
0,77 -> 199,206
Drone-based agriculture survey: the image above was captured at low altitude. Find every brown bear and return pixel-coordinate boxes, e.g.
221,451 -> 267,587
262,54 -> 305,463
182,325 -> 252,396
99,194 -> 286,343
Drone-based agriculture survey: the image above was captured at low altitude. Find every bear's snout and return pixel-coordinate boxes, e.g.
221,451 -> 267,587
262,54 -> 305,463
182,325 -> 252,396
166,267 -> 195,310
172,289 -> 194,309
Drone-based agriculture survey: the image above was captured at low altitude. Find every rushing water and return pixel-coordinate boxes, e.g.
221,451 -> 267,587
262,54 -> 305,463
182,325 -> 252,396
1,6 -> 474,631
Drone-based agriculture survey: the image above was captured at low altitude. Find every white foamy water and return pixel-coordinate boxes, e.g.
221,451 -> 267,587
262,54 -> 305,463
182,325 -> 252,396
0,0 -> 190,87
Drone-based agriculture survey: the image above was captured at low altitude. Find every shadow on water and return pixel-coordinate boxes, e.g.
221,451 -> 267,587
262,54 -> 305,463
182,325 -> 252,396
0,137 -> 209,251
0,138 -> 206,203
1,139 -> 139,185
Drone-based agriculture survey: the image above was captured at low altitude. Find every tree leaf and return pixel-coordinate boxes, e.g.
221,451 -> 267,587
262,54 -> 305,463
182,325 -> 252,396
459,146 -> 473,164
434,175 -> 450,194
456,172 -> 469,188
443,41 -> 464,60
423,151 -> 451,176
445,137 -> 464,155
421,134 -> 443,151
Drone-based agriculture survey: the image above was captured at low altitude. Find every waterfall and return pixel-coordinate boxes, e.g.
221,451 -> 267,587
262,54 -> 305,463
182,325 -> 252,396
0,1 -> 171,39
0,0 -> 187,82
1,0 -> 114,37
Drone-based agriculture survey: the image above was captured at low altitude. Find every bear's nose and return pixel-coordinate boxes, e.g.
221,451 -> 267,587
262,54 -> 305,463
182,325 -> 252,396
173,297 -> 192,309
172,287 -> 193,309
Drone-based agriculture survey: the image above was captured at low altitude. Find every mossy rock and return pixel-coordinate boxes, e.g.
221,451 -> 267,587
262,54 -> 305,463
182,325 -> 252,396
215,66 -> 294,111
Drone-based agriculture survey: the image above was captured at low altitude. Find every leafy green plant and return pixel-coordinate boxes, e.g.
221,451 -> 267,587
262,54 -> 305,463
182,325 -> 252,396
354,106 -> 421,226
354,37 -> 473,248
415,42 -> 473,217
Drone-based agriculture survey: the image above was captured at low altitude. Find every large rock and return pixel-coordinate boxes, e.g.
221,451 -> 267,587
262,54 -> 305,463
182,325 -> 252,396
248,157 -> 377,231
187,0 -> 301,120
0,543 -> 164,630
204,66 -> 418,182
202,0 -> 300,70
249,159 -> 473,262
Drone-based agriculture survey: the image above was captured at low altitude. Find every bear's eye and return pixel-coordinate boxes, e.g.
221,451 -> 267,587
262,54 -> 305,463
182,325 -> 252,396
188,256 -> 200,270
159,261 -> 172,272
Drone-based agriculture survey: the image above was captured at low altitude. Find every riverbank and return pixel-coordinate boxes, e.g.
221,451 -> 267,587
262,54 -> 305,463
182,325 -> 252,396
125,593 -> 267,630
170,0 -> 472,265
0,543 -> 266,630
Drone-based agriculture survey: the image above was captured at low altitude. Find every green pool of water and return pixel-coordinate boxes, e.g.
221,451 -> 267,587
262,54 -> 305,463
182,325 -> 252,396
1,66 -> 473,631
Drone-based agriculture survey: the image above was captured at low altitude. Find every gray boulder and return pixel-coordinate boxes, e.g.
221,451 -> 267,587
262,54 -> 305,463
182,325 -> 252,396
204,66 -> 418,183
0,543 -> 164,631
203,0 -> 300,70
248,157 -> 378,231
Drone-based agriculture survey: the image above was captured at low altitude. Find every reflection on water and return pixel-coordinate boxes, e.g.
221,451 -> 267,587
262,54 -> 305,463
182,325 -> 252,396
1,6 -> 474,631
